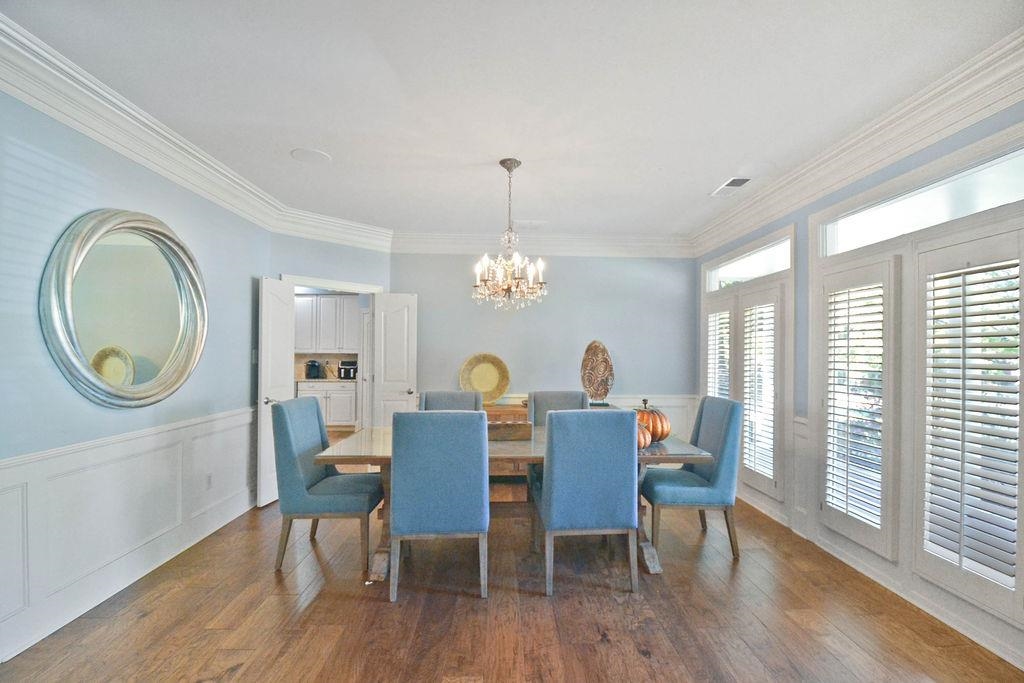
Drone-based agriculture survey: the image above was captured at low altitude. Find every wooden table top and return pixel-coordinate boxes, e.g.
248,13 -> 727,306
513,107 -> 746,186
315,426 -> 713,467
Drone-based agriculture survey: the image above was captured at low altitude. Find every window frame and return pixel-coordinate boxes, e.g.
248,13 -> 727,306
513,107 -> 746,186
813,256 -> 900,560
913,219 -> 1024,624
702,226 -> 794,502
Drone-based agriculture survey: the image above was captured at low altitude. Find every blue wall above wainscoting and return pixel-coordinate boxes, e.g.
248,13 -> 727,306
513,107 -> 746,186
0,92 -> 390,460
390,253 -> 699,396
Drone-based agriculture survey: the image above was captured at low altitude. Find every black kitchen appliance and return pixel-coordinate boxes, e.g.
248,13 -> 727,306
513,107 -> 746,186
339,360 -> 357,380
304,360 -> 323,379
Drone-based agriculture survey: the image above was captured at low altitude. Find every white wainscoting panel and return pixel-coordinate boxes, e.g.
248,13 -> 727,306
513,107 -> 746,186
0,408 -> 254,662
0,485 -> 28,622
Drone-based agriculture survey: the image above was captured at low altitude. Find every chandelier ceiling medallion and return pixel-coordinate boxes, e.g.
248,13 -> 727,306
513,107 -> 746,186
472,158 -> 547,310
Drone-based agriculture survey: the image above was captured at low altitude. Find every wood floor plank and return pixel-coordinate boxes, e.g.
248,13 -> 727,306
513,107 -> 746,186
2,490 -> 1021,682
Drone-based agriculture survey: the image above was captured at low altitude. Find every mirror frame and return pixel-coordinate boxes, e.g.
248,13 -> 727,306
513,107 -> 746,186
39,209 -> 208,408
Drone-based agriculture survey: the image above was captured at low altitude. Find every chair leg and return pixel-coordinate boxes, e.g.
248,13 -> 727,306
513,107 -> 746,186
389,538 -> 401,602
627,528 -> 639,593
724,507 -> 739,560
698,509 -> 707,532
478,533 -> 488,599
651,505 -> 661,549
531,508 -> 541,553
309,518 -> 319,541
360,514 -> 370,573
544,532 -> 555,596
275,517 -> 293,571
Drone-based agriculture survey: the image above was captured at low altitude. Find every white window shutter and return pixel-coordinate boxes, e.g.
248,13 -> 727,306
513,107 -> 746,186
826,283 -> 885,528
924,260 -> 1019,589
743,303 -> 776,479
707,311 -> 730,399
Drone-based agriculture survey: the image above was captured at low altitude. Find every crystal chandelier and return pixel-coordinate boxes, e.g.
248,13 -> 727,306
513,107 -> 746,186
472,158 -> 547,310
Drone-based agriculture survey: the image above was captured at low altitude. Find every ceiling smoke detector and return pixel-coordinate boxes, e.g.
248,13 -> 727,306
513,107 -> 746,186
710,177 -> 751,197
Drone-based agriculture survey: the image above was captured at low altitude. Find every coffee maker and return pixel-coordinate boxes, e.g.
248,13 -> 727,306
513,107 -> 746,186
339,360 -> 357,380
304,360 -> 323,379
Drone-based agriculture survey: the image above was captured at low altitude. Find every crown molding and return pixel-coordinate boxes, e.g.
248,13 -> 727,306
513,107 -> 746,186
391,231 -> 697,258
0,13 -> 392,252
691,27 -> 1024,257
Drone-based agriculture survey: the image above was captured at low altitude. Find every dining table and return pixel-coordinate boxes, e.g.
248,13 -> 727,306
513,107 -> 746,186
315,425 -> 713,582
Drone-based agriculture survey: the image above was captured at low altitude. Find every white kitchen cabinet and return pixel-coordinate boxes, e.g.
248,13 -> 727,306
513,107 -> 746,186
294,295 -> 317,352
296,380 -> 357,426
340,296 -> 361,353
316,296 -> 341,351
326,387 -> 357,424
297,294 -> 361,353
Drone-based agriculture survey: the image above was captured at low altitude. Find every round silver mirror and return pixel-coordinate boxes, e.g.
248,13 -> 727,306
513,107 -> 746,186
39,209 -> 207,408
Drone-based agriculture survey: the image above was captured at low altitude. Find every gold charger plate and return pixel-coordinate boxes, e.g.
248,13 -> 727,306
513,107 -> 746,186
459,353 -> 510,404
90,345 -> 135,386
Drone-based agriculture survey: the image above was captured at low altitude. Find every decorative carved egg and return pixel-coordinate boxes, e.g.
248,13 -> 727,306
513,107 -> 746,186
580,340 -> 614,402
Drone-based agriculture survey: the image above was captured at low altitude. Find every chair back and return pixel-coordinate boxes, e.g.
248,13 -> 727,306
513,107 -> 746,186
541,410 -> 637,531
527,391 -> 590,426
419,391 -> 483,411
686,397 -> 744,500
271,397 -> 331,513
391,411 -> 489,536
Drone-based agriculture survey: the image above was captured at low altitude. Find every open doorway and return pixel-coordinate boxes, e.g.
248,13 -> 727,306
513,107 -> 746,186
256,275 -> 384,506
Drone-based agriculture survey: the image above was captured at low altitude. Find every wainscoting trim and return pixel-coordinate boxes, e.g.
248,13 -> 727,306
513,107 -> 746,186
0,407 -> 255,662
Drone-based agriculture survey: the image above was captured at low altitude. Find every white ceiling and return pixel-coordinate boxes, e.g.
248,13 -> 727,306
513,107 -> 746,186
2,1 -> 1022,241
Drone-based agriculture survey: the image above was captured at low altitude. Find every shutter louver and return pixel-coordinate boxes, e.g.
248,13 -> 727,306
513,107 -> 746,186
707,312 -> 730,399
826,283 -> 884,528
924,260 -> 1019,589
743,303 -> 776,479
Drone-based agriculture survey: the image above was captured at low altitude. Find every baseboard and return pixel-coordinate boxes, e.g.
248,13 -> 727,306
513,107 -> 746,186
0,408 -> 255,662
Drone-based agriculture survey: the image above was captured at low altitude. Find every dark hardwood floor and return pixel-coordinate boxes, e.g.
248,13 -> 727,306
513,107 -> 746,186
2,484 -> 1021,682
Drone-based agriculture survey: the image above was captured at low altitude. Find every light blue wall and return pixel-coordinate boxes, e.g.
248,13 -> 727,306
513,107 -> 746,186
268,233 -> 390,290
390,254 -> 699,396
700,100 -> 1024,418
0,92 -> 389,460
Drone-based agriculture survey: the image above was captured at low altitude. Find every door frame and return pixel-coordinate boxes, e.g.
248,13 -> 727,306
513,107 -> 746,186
280,274 -> 384,294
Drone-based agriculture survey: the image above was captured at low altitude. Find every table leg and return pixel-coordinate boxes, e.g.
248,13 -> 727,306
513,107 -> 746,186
635,463 -> 662,574
367,464 -> 391,582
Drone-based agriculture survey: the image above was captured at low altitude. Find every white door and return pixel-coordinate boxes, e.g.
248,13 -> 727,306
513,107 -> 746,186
360,309 -> 372,429
257,277 -> 296,507
373,293 -> 417,427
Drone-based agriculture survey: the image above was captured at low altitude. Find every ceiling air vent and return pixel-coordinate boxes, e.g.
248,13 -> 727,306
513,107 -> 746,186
710,177 -> 751,197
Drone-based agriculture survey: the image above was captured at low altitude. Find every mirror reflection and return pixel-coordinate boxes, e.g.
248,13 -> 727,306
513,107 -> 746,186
71,232 -> 182,386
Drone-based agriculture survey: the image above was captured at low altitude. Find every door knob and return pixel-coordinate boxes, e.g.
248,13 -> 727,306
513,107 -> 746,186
263,397 -> 277,405
406,388 -> 414,395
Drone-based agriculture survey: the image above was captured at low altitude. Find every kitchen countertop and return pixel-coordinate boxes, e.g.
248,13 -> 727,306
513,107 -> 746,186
296,378 -> 357,383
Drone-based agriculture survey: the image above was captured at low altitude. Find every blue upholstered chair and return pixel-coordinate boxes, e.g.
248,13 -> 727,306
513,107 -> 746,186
640,396 -> 743,560
389,411 -> 490,601
530,410 -> 638,595
526,391 -> 590,495
527,391 -> 590,425
418,391 -> 483,411
271,397 -> 384,571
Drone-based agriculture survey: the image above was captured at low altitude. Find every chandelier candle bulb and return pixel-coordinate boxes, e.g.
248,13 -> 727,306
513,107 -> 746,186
536,257 -> 545,282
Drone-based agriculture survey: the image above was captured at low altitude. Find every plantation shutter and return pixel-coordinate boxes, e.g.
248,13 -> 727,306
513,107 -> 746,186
743,303 -> 776,479
924,260 -> 1019,589
826,283 -> 885,528
707,311 -> 730,399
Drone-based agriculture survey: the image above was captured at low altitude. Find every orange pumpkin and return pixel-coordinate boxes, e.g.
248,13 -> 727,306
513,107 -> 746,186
636,399 -> 671,442
637,423 -> 652,450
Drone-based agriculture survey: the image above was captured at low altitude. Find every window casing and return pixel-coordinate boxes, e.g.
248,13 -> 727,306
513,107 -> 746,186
815,260 -> 898,558
702,229 -> 792,501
